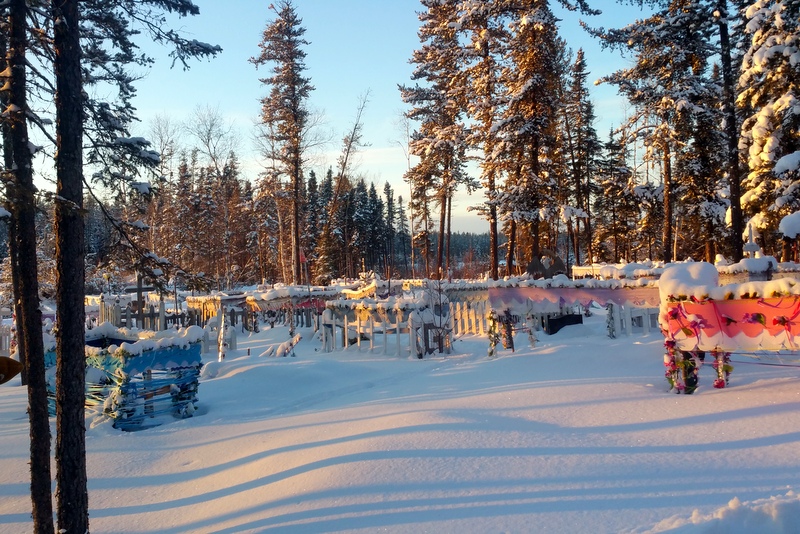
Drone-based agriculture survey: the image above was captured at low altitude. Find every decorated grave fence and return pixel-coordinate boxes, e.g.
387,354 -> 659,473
487,278 -> 661,345
659,261 -> 800,394
44,323 -> 205,430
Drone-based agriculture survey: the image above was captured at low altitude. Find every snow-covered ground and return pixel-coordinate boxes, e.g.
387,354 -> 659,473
1,308 -> 799,533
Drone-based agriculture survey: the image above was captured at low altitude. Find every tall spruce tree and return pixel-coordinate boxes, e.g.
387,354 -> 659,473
495,2 -> 567,271
52,1 -> 88,529
592,0 -> 718,262
2,1 -> 54,530
563,48 -> 602,265
401,0 -> 470,279
251,0 -> 314,285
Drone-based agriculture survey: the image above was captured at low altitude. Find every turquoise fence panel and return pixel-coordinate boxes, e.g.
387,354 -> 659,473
46,341 -> 203,431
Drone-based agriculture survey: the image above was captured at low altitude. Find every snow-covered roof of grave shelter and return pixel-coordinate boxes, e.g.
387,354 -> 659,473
84,293 -> 134,309
715,255 -> 778,275
325,294 -> 437,313
83,321 -> 205,347
572,260 -> 664,280
249,284 -> 343,303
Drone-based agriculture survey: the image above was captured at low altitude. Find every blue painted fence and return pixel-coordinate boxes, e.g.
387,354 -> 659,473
46,337 -> 203,431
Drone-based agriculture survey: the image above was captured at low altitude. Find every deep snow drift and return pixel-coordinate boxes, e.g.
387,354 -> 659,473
1,308 -> 799,533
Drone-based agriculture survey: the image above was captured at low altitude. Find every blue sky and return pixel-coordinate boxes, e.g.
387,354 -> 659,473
132,0 -> 644,232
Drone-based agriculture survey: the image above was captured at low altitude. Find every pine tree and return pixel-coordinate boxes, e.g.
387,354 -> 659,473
401,0 -> 470,279
738,0 -> 800,245
563,48 -> 602,265
595,131 -> 637,262
495,2 -> 567,271
1,1 -> 54,530
383,182 -> 396,278
593,0 -> 718,263
251,0 -> 314,285
456,1 -> 511,280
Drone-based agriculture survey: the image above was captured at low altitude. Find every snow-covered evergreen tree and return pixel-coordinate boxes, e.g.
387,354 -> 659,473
563,48 -> 602,265
252,0 -> 314,285
738,0 -> 800,248
593,0 -> 720,262
401,0 -> 471,279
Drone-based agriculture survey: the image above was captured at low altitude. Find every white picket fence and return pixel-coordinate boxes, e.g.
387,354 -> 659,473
0,324 -> 12,357
607,303 -> 660,338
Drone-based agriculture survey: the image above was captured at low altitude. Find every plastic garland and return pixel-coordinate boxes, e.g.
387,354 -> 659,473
712,350 -> 733,388
487,310 -> 500,358
663,340 -> 732,393
606,303 -> 616,338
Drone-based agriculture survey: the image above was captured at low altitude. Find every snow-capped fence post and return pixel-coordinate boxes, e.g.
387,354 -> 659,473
395,309 -> 403,356
0,325 -> 12,358
200,330 -> 210,354
355,313 -> 362,350
380,308 -> 388,355
321,309 -> 335,352
217,305 -> 227,362
408,312 -> 420,358
467,303 -> 477,334
227,326 -> 237,351
624,305 -> 633,336
478,301 -> 487,335
369,315 -> 375,351
343,313 -> 350,349
158,299 -> 166,331
458,303 -> 467,334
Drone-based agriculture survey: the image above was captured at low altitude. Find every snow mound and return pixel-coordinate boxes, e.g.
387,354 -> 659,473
645,491 -> 800,533
200,360 -> 222,379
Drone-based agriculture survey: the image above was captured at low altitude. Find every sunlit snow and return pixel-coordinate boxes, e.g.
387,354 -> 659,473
2,307 -> 799,533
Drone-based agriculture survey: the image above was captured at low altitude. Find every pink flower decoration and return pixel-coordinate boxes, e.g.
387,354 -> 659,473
742,312 -> 766,325
689,316 -> 709,330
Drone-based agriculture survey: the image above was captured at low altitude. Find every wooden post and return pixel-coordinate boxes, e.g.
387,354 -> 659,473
642,308 -> 651,335
624,305 -> 633,336
136,272 -> 144,328
369,315 -> 374,351
395,310 -> 403,356
409,316 -> 417,358
158,297 -> 166,331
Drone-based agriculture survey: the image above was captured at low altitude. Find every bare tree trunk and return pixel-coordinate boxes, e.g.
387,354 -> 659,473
6,1 -> 55,531
291,150 -> 301,284
445,193 -> 452,278
506,220 -> 517,278
436,187 -> 446,279
662,142 -> 673,264
53,0 -> 89,531
488,169 -> 499,281
718,0 -> 743,261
